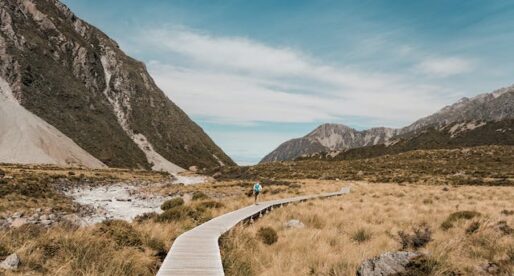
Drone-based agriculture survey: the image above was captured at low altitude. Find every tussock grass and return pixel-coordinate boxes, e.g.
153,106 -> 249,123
221,181 -> 514,275
160,198 -> 184,211
257,227 -> 278,245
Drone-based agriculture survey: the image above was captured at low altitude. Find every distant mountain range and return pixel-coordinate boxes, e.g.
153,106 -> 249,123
0,0 -> 234,172
261,85 -> 514,163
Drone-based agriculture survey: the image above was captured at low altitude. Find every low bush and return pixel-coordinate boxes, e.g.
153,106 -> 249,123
156,206 -> 201,222
161,197 -> 184,210
197,200 -> 224,209
96,220 -> 142,247
497,220 -> 513,235
0,243 -> 9,258
441,211 -> 481,230
401,255 -> 441,276
351,228 -> 372,243
134,212 -> 158,223
146,238 -> 167,260
257,227 -> 278,245
465,221 -> 480,234
398,224 -> 432,250
192,191 -> 209,201
501,209 -> 514,216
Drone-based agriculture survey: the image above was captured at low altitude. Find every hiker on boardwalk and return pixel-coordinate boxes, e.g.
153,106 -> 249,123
253,181 -> 262,204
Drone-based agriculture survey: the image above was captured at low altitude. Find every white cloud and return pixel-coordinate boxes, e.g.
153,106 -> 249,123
141,28 -> 452,125
417,57 -> 474,77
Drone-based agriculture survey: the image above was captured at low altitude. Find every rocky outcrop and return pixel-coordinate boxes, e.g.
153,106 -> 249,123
0,0 -> 234,172
356,251 -> 420,276
401,85 -> 514,134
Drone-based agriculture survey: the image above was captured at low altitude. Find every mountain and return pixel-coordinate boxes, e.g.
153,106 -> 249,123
300,119 -> 514,161
260,124 -> 398,163
261,85 -> 514,163
0,76 -> 106,168
401,85 -> 514,134
0,0 -> 234,172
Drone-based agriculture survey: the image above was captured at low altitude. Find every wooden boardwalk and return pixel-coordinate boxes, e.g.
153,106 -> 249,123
157,187 -> 351,276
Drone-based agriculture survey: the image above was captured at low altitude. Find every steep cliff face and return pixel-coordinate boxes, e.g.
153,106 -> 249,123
0,0 -> 235,171
260,124 -> 398,163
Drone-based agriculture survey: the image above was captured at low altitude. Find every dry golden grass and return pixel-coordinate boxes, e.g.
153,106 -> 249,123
0,163 -> 172,215
1,162 -> 513,275
221,181 -> 514,275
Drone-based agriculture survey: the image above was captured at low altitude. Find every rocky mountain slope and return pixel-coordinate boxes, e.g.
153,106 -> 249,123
0,0 -> 234,172
262,85 -> 514,163
260,124 -> 398,162
401,85 -> 514,134
0,76 -> 105,168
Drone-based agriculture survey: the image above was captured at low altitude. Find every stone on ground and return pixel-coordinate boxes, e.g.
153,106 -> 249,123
357,251 -> 420,276
0,253 -> 20,270
285,219 -> 305,229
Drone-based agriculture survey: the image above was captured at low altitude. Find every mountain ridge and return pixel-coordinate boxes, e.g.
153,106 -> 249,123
261,85 -> 514,163
0,0 -> 235,172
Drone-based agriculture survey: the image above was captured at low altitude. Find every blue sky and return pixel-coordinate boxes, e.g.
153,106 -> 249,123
63,0 -> 514,165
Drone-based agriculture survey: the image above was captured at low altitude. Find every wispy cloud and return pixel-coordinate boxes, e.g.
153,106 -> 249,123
142,28 -> 452,126
417,57 -> 474,77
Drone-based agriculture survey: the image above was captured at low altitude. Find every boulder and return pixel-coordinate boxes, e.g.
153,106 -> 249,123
285,219 -> 305,229
357,251 -> 420,276
62,214 -> 85,227
10,218 -> 27,228
0,169 -> 5,178
188,166 -> 198,172
40,219 -> 52,226
0,253 -> 20,270
478,262 -> 500,274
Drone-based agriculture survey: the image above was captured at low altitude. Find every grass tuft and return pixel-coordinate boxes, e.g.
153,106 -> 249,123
257,227 -> 278,245
352,228 -> 372,243
160,197 -> 184,211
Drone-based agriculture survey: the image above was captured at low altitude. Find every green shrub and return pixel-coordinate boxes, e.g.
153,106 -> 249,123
161,197 -> 184,210
197,200 -> 224,209
351,228 -> 372,243
192,191 -> 209,201
96,220 -> 142,247
257,227 -> 278,245
441,211 -> 481,230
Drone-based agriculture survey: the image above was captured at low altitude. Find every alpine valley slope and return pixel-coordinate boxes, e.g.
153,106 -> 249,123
0,0 -> 235,172
261,85 -> 514,163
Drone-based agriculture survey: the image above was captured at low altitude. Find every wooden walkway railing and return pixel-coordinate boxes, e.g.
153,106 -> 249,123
157,187 -> 351,276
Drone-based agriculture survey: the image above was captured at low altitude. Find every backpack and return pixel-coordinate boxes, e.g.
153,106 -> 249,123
253,183 -> 262,192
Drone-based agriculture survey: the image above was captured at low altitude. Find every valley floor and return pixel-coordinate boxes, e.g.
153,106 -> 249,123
0,152 -> 513,275
222,181 -> 514,275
